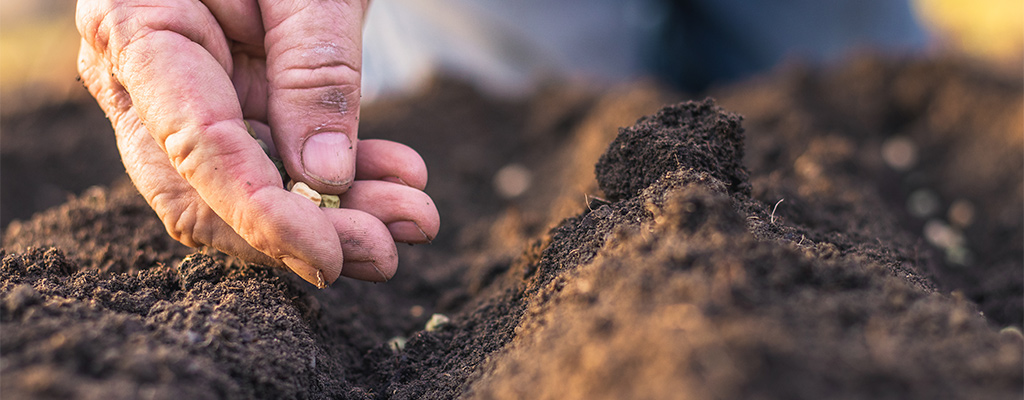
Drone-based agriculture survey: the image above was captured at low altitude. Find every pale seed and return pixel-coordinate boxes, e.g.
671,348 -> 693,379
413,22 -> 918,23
425,313 -> 450,332
290,181 -> 322,206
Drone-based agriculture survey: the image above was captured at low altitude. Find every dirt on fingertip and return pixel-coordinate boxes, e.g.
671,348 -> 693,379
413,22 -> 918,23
2,55 -> 1021,399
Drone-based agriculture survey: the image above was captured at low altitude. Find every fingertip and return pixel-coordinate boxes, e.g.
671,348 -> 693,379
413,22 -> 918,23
338,181 -> 440,244
283,256 -> 342,288
324,208 -> 400,283
356,139 -> 428,190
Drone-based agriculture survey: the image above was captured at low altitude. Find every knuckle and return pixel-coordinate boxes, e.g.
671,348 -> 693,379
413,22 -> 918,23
162,119 -> 244,183
153,194 -> 203,248
276,40 -> 360,74
78,47 -> 134,115
82,1 -> 216,70
273,82 -> 361,125
76,1 -> 110,49
272,40 -> 362,91
162,126 -> 200,181
294,85 -> 360,116
86,4 -> 151,59
313,85 -> 358,114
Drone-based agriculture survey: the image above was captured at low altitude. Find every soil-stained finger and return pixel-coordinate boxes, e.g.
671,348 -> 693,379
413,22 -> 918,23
323,208 -> 400,282
338,181 -> 440,243
356,139 -> 429,190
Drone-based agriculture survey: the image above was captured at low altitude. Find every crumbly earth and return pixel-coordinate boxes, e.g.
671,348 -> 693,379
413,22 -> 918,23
2,55 -> 1021,399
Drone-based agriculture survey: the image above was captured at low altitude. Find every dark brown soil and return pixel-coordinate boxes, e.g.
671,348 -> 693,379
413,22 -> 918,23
2,55 -> 1021,399
0,100 -> 124,229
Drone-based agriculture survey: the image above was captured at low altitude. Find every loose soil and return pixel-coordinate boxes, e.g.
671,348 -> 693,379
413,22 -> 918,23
2,55 -> 1022,399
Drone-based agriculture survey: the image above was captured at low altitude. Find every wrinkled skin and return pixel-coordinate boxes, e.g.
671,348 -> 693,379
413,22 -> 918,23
76,0 -> 440,286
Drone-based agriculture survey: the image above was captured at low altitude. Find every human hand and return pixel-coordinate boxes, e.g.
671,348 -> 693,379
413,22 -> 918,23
75,0 -> 439,286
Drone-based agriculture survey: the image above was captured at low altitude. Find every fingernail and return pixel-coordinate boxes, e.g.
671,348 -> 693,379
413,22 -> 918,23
387,221 -> 431,244
347,260 -> 391,282
301,132 -> 354,187
283,256 -> 330,289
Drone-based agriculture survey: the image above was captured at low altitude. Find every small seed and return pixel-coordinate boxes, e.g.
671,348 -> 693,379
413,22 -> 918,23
425,313 -> 450,332
1000,326 -> 1024,341
290,181 -> 322,206
320,194 -> 341,208
387,336 -> 407,352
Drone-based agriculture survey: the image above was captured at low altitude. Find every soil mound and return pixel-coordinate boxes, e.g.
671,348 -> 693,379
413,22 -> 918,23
472,100 -> 1020,399
596,98 -> 749,200
2,56 -> 1021,399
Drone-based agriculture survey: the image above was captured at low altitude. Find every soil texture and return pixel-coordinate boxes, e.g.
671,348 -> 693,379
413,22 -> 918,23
2,55 -> 1022,399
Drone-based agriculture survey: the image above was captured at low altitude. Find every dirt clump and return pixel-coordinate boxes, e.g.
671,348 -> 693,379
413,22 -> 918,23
596,98 -> 750,200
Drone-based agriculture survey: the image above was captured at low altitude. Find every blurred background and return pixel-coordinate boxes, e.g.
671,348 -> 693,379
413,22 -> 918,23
2,0 -> 1022,112
0,0 -> 1021,227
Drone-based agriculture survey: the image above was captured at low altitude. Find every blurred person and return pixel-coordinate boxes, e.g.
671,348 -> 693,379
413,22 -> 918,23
362,0 -> 928,98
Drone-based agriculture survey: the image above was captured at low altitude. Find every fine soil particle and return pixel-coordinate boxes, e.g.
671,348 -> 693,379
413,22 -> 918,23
2,56 -> 1021,399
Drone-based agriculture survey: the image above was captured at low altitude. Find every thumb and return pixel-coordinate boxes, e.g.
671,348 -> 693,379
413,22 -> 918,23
259,0 -> 367,194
